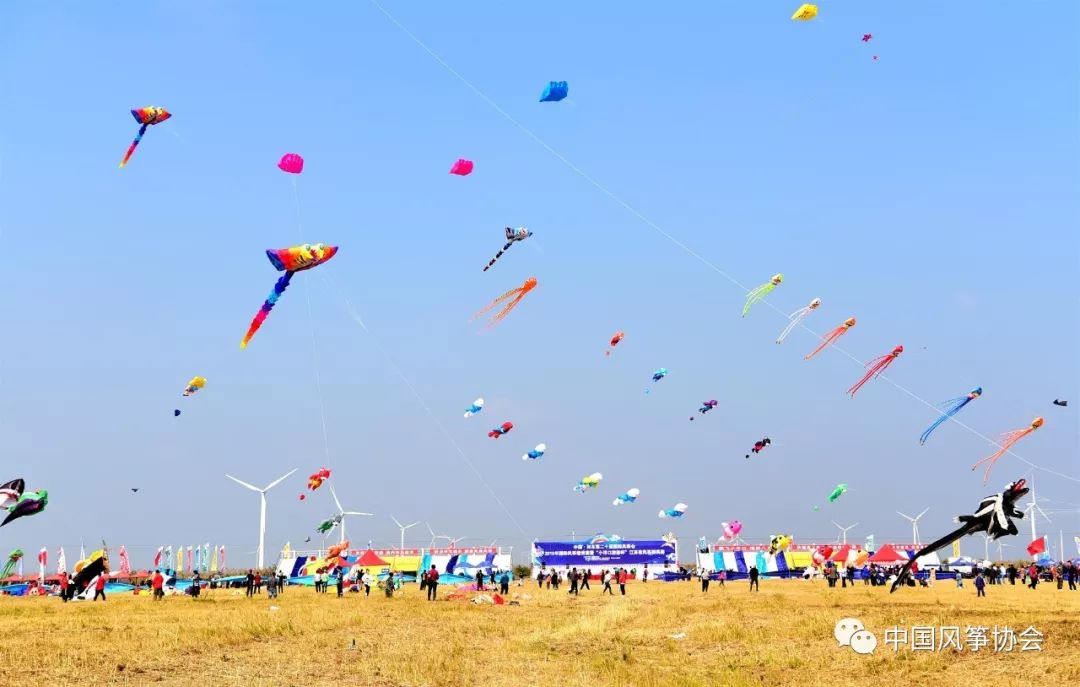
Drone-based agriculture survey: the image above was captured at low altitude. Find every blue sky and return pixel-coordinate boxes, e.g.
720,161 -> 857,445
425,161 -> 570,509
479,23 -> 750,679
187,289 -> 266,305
1,1 -> 1077,567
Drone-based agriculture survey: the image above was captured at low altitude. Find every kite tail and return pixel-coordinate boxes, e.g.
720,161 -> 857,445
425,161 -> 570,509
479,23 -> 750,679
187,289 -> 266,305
919,397 -> 969,445
482,241 -> 514,272
970,429 -> 1030,483
472,285 -> 524,320
890,523 -> 974,592
119,124 -> 148,168
741,283 -> 775,317
847,355 -> 895,396
775,306 -> 810,344
488,292 -> 526,326
804,328 -> 845,360
240,271 -> 294,349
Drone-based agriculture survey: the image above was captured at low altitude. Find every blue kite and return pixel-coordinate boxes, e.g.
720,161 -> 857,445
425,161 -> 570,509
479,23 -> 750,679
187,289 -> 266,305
539,81 -> 569,102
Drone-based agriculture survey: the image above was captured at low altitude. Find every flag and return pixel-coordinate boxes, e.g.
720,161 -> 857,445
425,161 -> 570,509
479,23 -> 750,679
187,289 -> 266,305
80,542 -> 86,562
37,548 -> 47,583
164,546 -> 173,572
153,546 -> 163,569
194,545 -> 201,572
210,546 -> 219,573
952,540 -> 961,559
202,543 -> 210,573
175,545 -> 182,573
186,546 -> 193,572
1027,537 -> 1047,557
56,547 -> 67,574
119,546 -> 131,575
219,545 -> 226,571
282,541 -> 292,560
1074,536 -> 1080,556
864,535 -> 875,552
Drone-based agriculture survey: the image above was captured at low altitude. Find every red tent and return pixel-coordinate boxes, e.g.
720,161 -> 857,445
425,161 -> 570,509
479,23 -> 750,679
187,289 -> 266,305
355,550 -> 389,567
829,545 -> 852,562
868,544 -> 909,564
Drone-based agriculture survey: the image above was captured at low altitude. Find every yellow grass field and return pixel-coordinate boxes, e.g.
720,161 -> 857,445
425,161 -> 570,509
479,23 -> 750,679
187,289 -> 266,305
1,579 -> 1076,686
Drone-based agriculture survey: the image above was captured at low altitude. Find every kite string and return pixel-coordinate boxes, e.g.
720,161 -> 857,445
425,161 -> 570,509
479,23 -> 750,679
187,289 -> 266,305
318,272 -> 530,540
368,0 -> 1079,485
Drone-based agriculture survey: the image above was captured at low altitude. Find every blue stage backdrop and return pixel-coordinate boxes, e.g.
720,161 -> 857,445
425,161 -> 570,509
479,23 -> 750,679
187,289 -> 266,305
532,539 -> 677,568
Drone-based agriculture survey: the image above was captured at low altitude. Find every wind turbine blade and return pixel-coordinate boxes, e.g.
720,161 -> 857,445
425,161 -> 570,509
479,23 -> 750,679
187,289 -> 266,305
225,475 -> 260,492
263,468 -> 298,491
343,511 -> 373,516
831,521 -> 842,530
329,484 -> 344,513
405,521 -> 420,529
426,523 -> 436,537
850,523 -> 859,530
896,511 -> 912,520
390,516 -> 403,529
916,507 -> 930,519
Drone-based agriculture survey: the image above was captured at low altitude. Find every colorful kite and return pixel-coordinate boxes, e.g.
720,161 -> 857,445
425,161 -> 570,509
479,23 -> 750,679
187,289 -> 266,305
971,418 -> 1043,483
658,503 -> 688,519
277,153 -> 304,174
482,227 -> 532,272
316,515 -> 342,535
119,106 -> 171,168
746,437 -> 771,459
301,468 -> 331,499
573,472 -> 603,493
690,400 -> 718,421
539,81 -> 569,102
449,159 -> 474,176
0,479 -> 23,511
613,488 -> 640,506
1,484 -> 47,528
891,480 -> 1029,592
804,318 -> 855,360
776,298 -> 821,344
239,244 -> 339,349
522,443 -> 546,460
862,33 -> 873,42
473,277 -> 537,326
326,541 -> 350,561
919,387 -> 982,445
645,368 -> 668,394
605,331 -> 624,357
811,545 -> 834,568
464,398 -> 485,418
768,534 -> 793,555
848,345 -> 903,396
742,274 -> 783,317
791,4 -> 818,20
827,483 -> 848,503
488,422 -> 513,439
722,521 -> 743,540
1,549 -> 23,579
182,376 -> 206,397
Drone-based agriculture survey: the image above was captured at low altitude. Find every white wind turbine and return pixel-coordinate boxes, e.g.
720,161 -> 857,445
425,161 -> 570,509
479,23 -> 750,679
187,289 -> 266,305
1023,477 -> 1052,557
391,516 -> 420,553
896,507 -> 930,546
425,522 -> 467,549
225,468 -> 297,568
328,483 -> 373,544
832,521 -> 859,545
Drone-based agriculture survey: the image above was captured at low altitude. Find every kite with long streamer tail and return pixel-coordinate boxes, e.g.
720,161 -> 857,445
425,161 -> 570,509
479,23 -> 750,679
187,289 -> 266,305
971,417 -> 1043,483
472,277 -> 537,327
847,345 -> 902,396
742,273 -> 782,317
119,107 -> 171,168
919,387 -> 982,445
776,298 -> 821,344
482,227 -> 532,272
804,317 -> 856,360
239,244 -> 338,349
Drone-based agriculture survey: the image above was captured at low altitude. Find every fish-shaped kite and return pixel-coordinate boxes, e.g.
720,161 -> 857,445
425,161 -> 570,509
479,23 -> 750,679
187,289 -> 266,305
240,244 -> 339,349
488,422 -> 513,439
658,503 -> 688,519
522,443 -> 546,460
464,398 -> 485,418
613,488 -> 640,506
119,106 -> 171,168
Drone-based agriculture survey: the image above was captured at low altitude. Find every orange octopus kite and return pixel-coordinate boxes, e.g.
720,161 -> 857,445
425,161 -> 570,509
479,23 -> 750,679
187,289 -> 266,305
473,277 -> 537,327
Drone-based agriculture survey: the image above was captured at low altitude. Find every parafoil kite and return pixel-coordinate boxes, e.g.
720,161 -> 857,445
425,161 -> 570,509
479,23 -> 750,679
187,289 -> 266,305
791,4 -> 818,20
1,549 -> 23,579
449,159 -> 474,176
690,400 -> 718,421
1,480 -> 47,528
920,387 -> 982,445
1053,399 -> 1067,407
645,368 -> 668,394
482,227 -> 532,272
862,33 -> 873,42
827,483 -> 848,502
768,534 -> 793,555
613,488 -> 640,506
277,153 -> 304,174
316,515 -> 342,535
805,318 -> 855,360
522,443 -> 546,460
182,376 -> 206,396
971,418 -> 1043,483
746,437 -> 771,459
239,244 -> 339,349
464,398 -> 485,418
69,549 -> 108,598
488,422 -> 513,439
776,298 -> 821,344
473,277 -> 537,326
722,521 -> 743,540
659,503 -> 688,519
573,472 -> 602,493
606,331 -> 624,357
742,274 -> 783,317
891,479 -> 1029,592
173,409 -> 181,417
540,81 -> 569,102
848,345 -> 902,396
119,106 -> 171,168
811,545 -> 833,568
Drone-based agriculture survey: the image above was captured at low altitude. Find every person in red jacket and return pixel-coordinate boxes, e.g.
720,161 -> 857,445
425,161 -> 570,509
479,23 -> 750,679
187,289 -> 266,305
617,568 -> 628,595
93,573 -> 107,601
152,569 -> 164,600
426,565 -> 440,601
59,571 -> 69,603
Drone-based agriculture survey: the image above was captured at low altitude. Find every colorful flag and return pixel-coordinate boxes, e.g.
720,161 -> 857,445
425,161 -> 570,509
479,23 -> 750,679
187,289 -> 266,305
864,535 -> 875,552
210,546 -> 219,573
202,543 -> 210,573
153,546 -> 163,569
37,548 -> 47,583
119,546 -> 131,575
219,546 -> 226,572
175,545 -> 183,573
56,547 -> 67,575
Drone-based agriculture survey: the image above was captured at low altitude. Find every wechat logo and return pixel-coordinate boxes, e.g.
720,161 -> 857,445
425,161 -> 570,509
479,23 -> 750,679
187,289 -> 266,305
835,618 -> 877,655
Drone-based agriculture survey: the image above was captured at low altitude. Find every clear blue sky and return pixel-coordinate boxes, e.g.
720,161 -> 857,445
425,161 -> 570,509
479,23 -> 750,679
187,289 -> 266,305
1,1 -> 1077,566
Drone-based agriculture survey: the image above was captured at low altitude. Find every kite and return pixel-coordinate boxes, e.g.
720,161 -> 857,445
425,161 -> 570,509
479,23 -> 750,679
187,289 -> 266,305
811,545 -> 834,568
573,472 -> 603,493
326,541 -> 350,561
862,33 -> 873,42
827,483 -> 848,503
848,345 -> 903,396
791,4 -> 817,20
745,437 -> 771,459
804,318 -> 856,360
239,244 -> 339,349
1,487 -> 47,527
919,387 -> 982,445
645,368 -> 668,394
539,81 -> 569,102
464,398 -> 485,418
482,227 -> 532,272
277,153 -> 304,174
302,468 -> 331,498
0,479 -> 24,511
775,298 -> 821,344
449,159 -> 474,176
613,488 -> 640,506
316,515 -> 342,535
722,521 -> 743,540
873,56 -> 879,61
173,409 -> 181,417
971,418 -> 1043,483
522,443 -> 546,460
690,400 -> 718,421
130,488 -> 138,493
742,274 -> 783,317
488,422 -> 513,439
119,106 -> 171,168
605,331 -> 624,357
659,503 -> 688,519
182,376 -> 206,397
69,549 -> 108,599
472,277 -> 537,326
891,479 -> 1029,592
768,535 -> 792,556
1,549 -> 23,579
1053,399 -> 1067,407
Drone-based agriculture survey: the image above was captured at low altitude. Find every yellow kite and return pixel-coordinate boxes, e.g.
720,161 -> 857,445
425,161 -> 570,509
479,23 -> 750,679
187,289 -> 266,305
792,4 -> 818,20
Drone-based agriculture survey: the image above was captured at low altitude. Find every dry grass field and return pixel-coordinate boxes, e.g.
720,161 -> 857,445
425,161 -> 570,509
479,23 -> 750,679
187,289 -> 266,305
0,578 -> 1076,686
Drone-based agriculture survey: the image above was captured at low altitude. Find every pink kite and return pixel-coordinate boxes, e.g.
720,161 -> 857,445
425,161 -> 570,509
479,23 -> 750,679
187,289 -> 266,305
449,159 -> 474,176
278,153 -> 304,174
848,345 -> 903,396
